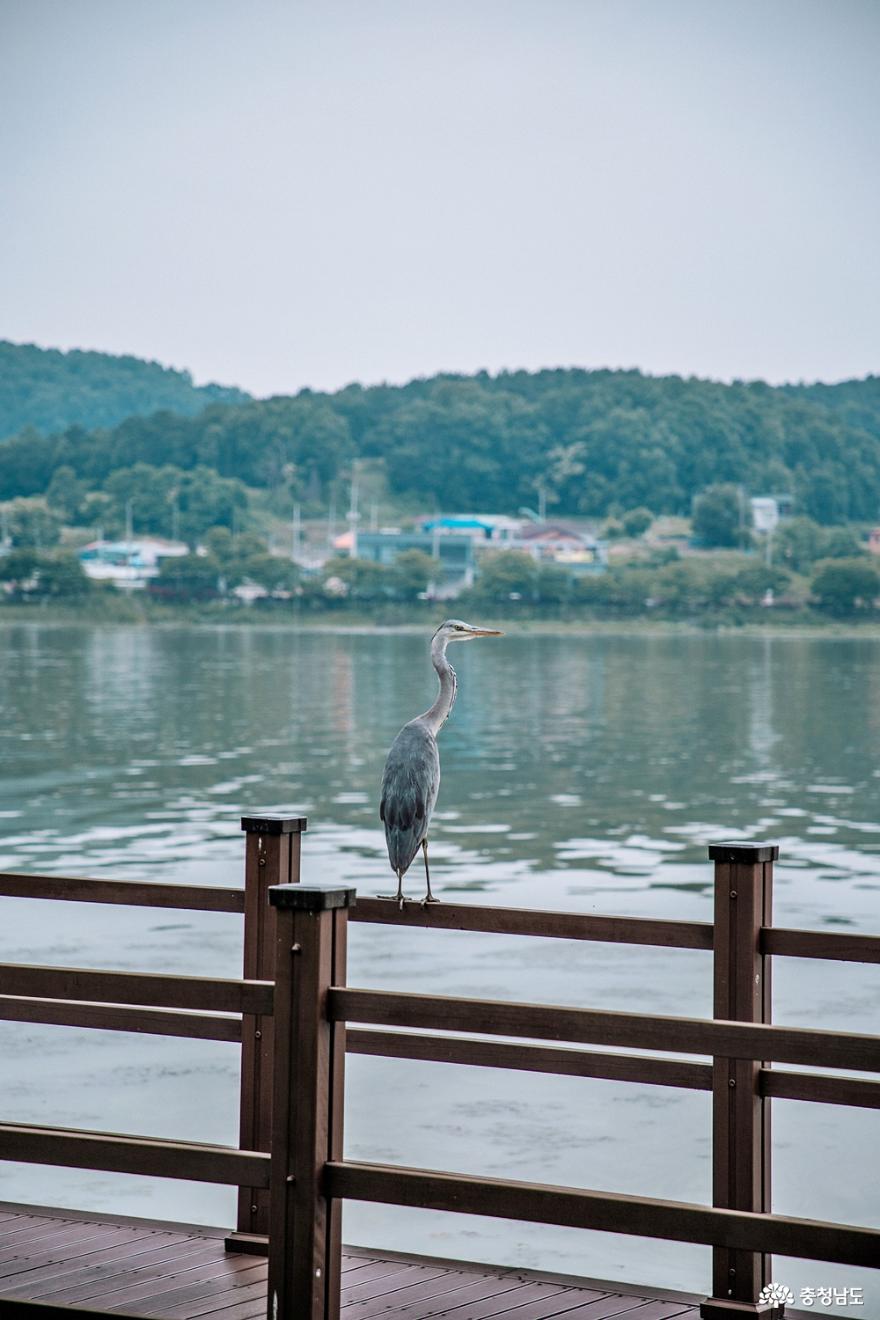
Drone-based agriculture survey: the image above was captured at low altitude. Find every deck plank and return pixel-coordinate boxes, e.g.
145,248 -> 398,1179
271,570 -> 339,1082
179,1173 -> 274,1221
0,1234 -> 202,1288
349,1268 -> 493,1319
0,1205 -> 703,1320
343,1266 -> 454,1304
8,1242 -> 231,1302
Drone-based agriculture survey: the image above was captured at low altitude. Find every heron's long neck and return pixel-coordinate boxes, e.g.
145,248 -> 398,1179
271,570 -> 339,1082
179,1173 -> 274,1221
421,635 -> 457,736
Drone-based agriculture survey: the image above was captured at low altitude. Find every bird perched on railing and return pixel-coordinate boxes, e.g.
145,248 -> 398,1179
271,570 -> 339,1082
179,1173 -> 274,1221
379,619 -> 503,906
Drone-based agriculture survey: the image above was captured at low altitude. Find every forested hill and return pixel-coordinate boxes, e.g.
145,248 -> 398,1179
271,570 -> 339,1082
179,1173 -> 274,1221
1,362 -> 878,523
0,341 -> 249,440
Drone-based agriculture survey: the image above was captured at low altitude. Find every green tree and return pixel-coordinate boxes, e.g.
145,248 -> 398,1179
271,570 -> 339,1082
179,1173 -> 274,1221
775,517 -> 827,572
731,563 -> 791,604
811,559 -> 880,615
473,551 -> 538,600
104,464 -> 249,545
0,547 -> 38,589
104,464 -> 182,538
237,554 -> 301,593
691,485 -> 744,548
535,562 -> 572,604
35,552 -> 91,597
621,507 -> 654,538
45,466 -> 88,523
79,491 -> 116,537
203,526 -> 235,561
176,468 -> 249,545
2,497 -> 61,548
0,548 -> 88,598
822,526 -> 863,559
322,556 -> 388,602
574,568 -> 652,612
155,553 -> 222,600
389,550 -> 435,601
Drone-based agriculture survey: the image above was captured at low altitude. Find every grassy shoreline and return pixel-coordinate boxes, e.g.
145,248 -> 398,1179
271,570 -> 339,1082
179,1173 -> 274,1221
2,598 -> 880,638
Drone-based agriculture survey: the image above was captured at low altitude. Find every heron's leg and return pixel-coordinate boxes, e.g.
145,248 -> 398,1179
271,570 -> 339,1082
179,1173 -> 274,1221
379,871 -> 406,908
421,838 -> 439,905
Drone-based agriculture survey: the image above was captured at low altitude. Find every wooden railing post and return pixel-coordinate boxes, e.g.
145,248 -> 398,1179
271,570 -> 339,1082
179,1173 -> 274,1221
701,841 -> 780,1320
235,813 -> 307,1243
267,880 -> 353,1320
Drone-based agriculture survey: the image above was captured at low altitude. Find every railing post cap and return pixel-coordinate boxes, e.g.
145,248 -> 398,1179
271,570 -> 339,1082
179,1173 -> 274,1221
241,814 -> 308,835
269,882 -> 356,912
708,840 -> 779,863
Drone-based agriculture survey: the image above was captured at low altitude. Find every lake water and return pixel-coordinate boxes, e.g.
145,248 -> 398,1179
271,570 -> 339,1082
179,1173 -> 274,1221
0,623 -> 877,1308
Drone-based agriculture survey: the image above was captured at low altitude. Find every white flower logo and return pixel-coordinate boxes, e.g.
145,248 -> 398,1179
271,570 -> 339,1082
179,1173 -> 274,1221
758,1282 -> 795,1305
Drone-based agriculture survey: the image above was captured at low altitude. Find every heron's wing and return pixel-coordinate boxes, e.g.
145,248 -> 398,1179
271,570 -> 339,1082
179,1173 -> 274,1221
380,721 -> 440,877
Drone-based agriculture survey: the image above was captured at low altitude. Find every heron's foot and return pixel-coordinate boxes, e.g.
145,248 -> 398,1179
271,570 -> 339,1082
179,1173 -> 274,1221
421,893 -> 440,907
378,892 -> 405,903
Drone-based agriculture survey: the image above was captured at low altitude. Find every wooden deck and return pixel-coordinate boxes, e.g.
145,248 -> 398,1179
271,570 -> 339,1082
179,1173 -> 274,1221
0,1203 -> 701,1320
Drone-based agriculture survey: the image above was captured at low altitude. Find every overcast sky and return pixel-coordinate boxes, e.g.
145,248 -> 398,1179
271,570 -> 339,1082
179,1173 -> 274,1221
1,0 -> 878,396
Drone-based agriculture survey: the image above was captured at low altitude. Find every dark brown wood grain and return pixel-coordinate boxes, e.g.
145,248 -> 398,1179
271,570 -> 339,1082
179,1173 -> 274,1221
0,996 -> 241,1043
330,988 -> 880,1071
267,887 -> 352,1320
346,1028 -> 713,1090
0,873 -> 244,914
326,1160 -> 880,1266
236,825 -> 297,1237
708,855 -> 772,1302
759,1068 -> 880,1108
0,964 -> 272,1016
0,1123 -> 270,1188
762,925 -> 880,963
351,897 -> 713,950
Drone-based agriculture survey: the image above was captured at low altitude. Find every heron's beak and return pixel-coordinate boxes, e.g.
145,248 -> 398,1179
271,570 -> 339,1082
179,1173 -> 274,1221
468,628 -> 504,637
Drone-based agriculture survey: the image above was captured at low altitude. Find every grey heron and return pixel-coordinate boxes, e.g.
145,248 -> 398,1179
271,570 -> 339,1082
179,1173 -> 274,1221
379,619 -> 503,906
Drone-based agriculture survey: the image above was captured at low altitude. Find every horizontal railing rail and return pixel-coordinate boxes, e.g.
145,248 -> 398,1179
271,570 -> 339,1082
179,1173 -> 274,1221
0,872 -> 244,913
330,986 -> 880,1071
761,925 -> 880,963
4,870 -> 878,962
347,1026 -> 713,1090
325,1159 -> 880,1268
0,994 -> 242,1042
0,962 -> 273,1015
352,896 -> 714,949
0,1120 -> 270,1187
346,1027 -> 880,1108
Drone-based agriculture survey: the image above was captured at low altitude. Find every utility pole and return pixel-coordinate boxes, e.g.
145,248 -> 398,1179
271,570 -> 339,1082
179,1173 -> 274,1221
327,492 -> 337,551
347,463 -> 360,559
125,499 -> 134,550
291,503 -> 301,564
538,485 -> 547,522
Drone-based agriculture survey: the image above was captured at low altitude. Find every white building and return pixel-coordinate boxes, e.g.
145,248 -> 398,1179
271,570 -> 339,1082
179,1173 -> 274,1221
78,538 -> 189,589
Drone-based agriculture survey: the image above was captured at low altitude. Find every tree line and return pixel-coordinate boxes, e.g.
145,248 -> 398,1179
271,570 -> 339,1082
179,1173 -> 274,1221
0,341 -> 248,442
1,360 -> 879,524
3,544 -> 878,618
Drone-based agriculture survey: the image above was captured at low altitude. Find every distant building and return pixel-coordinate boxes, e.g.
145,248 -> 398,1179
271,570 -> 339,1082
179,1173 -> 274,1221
334,514 -> 606,596
750,497 -> 780,534
513,522 -> 606,569
78,538 -> 189,589
420,514 -> 521,542
355,530 -> 474,596
869,528 -> 880,556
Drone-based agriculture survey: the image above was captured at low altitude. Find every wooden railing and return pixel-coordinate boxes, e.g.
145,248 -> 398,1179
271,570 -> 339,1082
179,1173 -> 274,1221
0,818 -> 878,1320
